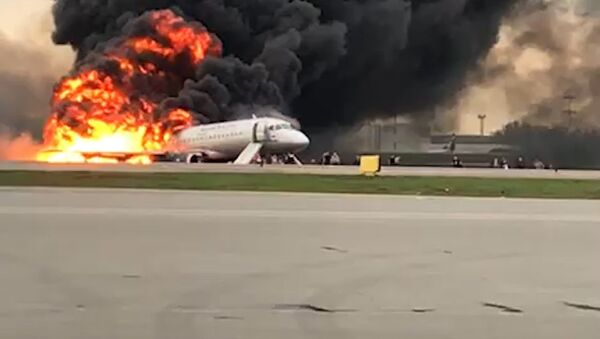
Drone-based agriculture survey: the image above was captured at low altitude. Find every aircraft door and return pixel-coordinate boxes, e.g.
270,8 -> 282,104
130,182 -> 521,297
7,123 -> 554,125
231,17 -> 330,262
252,121 -> 269,143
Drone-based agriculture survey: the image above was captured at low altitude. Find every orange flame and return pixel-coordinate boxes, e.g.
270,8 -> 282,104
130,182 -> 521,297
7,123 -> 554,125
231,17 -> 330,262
36,10 -> 221,164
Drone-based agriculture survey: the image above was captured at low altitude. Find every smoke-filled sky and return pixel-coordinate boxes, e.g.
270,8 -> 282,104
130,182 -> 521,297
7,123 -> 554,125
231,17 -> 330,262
0,1 -> 72,138
46,0 -> 523,131
0,0 -> 599,140
451,0 -> 600,134
0,2 -> 46,37
0,1 -> 584,38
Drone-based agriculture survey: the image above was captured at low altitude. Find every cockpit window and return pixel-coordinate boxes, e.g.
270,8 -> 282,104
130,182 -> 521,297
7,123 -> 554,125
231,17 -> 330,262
269,123 -> 294,130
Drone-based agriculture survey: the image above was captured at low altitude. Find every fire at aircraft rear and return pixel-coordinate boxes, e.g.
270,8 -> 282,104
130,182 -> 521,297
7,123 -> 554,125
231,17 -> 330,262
36,10 -> 221,164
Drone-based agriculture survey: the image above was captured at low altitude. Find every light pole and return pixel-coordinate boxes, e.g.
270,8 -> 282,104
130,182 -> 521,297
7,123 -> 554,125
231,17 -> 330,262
477,114 -> 487,136
563,94 -> 576,130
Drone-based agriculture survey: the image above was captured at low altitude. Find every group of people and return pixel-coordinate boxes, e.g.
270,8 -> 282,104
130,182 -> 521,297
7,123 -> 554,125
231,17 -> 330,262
449,155 -> 548,170
489,156 -> 552,170
253,153 -> 296,165
489,157 -> 512,169
267,154 -> 296,165
320,151 -> 342,165
254,152 -> 554,169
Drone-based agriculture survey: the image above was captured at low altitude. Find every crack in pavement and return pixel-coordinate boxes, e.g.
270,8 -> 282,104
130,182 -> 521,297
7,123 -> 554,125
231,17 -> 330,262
121,274 -> 141,279
213,315 -> 244,320
321,246 -> 348,253
273,304 -> 356,314
563,302 -> 600,312
482,302 -> 523,314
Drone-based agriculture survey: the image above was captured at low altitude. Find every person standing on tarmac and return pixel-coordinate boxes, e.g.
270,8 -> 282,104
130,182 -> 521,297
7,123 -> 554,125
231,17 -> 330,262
330,152 -> 341,165
452,155 -> 463,168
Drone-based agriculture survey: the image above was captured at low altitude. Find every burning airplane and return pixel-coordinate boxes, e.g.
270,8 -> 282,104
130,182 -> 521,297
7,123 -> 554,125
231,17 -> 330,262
1,1 -> 526,164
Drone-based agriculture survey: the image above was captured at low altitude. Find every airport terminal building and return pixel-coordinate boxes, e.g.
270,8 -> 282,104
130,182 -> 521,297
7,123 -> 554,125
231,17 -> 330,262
351,118 -> 517,167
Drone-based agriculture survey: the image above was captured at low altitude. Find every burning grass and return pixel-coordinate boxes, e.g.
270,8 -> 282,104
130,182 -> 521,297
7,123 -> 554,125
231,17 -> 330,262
0,171 -> 600,199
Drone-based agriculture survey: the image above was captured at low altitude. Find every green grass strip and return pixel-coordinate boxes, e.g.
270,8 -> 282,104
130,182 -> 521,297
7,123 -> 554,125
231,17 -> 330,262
1,170 -> 600,199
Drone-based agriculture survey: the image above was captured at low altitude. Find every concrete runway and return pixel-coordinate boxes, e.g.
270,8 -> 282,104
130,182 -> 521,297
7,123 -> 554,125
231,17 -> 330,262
1,187 -> 600,339
3,160 -> 600,179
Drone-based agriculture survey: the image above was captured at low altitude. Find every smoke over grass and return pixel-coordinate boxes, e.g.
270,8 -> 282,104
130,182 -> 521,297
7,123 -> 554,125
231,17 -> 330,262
0,133 -> 40,161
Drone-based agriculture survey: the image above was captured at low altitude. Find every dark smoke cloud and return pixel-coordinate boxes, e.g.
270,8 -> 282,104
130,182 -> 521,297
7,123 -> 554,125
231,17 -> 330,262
0,34 -> 63,138
164,56 -> 283,122
448,1 -> 600,134
52,0 -> 520,130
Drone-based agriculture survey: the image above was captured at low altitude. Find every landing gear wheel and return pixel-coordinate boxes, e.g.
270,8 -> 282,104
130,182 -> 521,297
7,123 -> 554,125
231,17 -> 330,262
188,154 -> 204,163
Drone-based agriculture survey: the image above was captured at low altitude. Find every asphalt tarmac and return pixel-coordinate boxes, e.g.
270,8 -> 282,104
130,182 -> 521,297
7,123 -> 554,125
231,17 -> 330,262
1,187 -> 599,339
0,188 -> 600,339
2,160 -> 600,179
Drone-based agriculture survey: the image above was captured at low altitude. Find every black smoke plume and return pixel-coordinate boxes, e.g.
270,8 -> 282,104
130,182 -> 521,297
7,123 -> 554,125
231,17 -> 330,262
51,0 -> 520,130
0,34 -> 61,138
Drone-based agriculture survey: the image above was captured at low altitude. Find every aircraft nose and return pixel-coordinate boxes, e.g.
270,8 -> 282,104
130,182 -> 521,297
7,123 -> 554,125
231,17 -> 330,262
294,131 -> 310,151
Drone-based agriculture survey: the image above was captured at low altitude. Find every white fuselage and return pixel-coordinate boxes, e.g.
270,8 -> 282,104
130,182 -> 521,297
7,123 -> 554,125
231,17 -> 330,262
174,117 -> 310,162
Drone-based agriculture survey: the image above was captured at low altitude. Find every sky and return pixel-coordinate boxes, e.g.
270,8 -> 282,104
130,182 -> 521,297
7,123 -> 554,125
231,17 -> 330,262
0,0 -> 595,63
0,1 -> 72,70
0,0 -> 597,137
0,2 -> 53,39
2,0 -> 596,39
